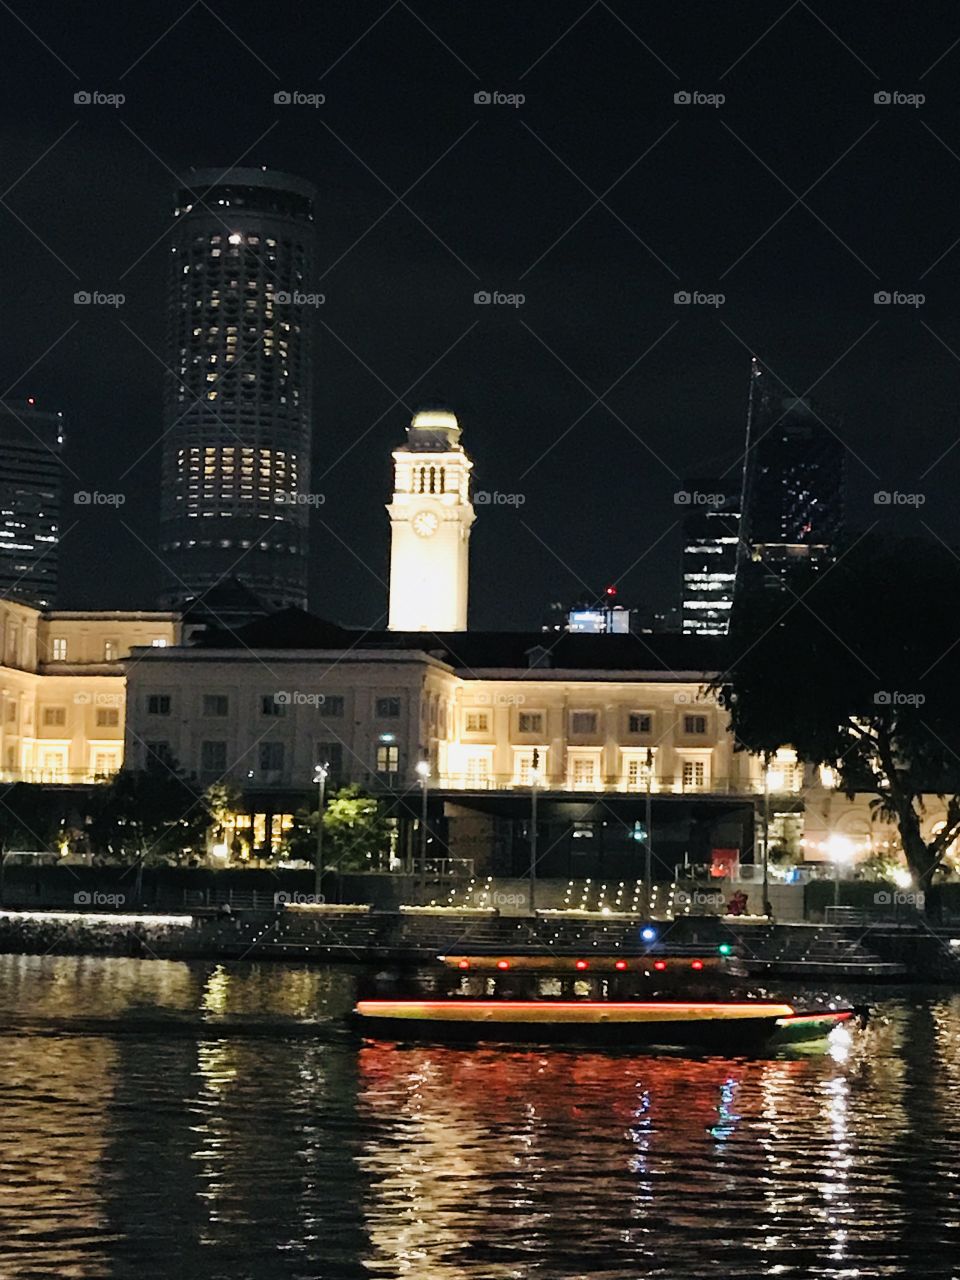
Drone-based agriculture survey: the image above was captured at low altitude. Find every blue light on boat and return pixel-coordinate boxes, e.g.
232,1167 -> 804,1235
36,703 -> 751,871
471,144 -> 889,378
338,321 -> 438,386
640,926 -> 657,943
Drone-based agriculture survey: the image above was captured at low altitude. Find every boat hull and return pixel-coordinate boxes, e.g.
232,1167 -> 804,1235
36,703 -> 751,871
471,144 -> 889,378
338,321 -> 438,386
353,1000 -> 856,1050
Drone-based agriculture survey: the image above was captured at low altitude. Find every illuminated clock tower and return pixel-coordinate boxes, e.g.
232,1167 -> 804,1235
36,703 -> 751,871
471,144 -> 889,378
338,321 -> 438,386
387,409 -> 475,631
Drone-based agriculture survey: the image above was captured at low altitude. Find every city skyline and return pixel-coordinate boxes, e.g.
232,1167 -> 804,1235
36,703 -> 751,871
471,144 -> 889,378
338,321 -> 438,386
4,3 -> 960,632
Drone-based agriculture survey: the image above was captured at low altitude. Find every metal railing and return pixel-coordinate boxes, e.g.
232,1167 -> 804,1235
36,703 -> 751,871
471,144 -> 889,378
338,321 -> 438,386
0,768 -> 118,785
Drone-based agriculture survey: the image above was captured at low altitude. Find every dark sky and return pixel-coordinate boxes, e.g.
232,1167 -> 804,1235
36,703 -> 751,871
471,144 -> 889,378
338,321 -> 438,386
3,0 -> 960,628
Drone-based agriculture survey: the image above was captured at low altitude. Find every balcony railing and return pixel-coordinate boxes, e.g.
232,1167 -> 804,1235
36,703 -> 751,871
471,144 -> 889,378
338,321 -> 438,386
0,768 -> 119,786
421,773 -> 802,797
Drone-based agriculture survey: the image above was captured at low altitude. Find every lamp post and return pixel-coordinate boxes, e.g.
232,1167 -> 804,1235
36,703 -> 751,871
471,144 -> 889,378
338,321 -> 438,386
644,748 -> 653,907
761,760 -> 772,918
529,749 -> 541,917
416,760 -> 430,902
313,762 -> 328,901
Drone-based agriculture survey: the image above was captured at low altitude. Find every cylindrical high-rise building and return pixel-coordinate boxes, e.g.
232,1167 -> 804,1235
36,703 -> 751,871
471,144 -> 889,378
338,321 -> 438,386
158,167 -> 316,611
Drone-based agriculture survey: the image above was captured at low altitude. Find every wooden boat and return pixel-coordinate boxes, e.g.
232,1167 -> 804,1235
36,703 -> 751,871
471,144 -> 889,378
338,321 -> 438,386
353,952 -> 862,1050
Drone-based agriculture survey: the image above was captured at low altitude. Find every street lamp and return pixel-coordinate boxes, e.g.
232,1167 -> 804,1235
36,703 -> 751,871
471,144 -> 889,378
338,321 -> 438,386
313,762 -> 329,900
825,832 -> 855,910
416,760 -> 430,901
644,748 -> 654,906
529,749 -> 541,917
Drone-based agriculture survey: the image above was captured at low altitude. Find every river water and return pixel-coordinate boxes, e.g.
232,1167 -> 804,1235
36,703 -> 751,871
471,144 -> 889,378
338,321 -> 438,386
0,955 -> 958,1279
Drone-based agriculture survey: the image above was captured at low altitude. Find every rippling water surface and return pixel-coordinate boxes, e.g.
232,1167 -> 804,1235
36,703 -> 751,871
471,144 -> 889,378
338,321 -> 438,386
0,955 -> 958,1278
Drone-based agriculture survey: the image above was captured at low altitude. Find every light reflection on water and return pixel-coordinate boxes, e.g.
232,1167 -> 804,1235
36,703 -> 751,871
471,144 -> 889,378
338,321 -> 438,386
0,955 -> 958,1279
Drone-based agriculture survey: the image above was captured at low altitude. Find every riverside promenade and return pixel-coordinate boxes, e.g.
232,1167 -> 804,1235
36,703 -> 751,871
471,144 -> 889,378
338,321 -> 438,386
0,904 -> 953,979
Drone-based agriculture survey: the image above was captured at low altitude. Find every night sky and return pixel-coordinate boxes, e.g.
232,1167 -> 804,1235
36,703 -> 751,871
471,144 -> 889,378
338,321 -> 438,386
4,1 -> 960,629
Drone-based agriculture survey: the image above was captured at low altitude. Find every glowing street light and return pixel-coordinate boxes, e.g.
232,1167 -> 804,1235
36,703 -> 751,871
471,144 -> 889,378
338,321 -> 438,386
416,760 -> 430,900
314,762 -> 329,899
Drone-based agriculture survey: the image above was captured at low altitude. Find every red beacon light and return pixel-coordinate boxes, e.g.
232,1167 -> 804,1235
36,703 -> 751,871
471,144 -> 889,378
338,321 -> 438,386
691,959 -> 704,971
653,960 -> 667,972
457,959 -> 470,970
575,959 -> 589,971
496,959 -> 510,970
614,959 -> 628,971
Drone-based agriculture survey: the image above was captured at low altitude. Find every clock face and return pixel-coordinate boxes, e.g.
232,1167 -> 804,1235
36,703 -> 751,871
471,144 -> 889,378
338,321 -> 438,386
412,510 -> 440,538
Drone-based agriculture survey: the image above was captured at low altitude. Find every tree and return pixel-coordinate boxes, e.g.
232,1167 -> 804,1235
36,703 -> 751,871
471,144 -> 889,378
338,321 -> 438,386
86,761 -> 212,865
0,783 -> 62,852
285,784 -> 392,872
716,537 -> 960,896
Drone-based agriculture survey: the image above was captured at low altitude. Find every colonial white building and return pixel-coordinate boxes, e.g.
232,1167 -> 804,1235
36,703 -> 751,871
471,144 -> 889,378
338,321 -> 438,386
0,599 -> 179,783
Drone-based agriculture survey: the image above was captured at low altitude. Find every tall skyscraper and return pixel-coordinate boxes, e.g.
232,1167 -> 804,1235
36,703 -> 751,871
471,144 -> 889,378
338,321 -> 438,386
387,409 -> 475,631
738,361 -> 844,582
0,399 -> 64,608
681,479 -> 740,635
158,167 -> 317,611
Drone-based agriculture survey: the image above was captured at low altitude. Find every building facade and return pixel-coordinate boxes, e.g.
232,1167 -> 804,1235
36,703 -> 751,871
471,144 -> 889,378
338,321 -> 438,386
122,620 -> 943,872
158,167 -> 317,612
0,399 -> 64,608
739,363 -> 845,579
0,600 -> 179,784
387,409 -> 475,631
681,481 -> 740,635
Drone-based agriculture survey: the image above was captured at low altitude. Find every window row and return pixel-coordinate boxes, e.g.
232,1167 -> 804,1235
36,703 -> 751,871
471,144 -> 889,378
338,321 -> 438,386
147,693 -> 402,718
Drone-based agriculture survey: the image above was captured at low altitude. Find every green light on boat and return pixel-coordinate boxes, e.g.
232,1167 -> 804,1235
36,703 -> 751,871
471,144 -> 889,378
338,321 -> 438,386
718,944 -> 733,956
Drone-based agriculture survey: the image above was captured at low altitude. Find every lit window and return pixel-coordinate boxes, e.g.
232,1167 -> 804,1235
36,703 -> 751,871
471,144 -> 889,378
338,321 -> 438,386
682,759 -> 706,790
51,637 -> 67,661
572,757 -> 596,787
465,711 -> 489,733
376,744 -> 399,774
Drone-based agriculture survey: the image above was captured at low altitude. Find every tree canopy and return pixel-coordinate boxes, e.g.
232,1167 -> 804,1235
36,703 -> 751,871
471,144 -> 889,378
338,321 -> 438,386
716,537 -> 960,889
86,761 -> 212,864
286,784 -> 392,872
